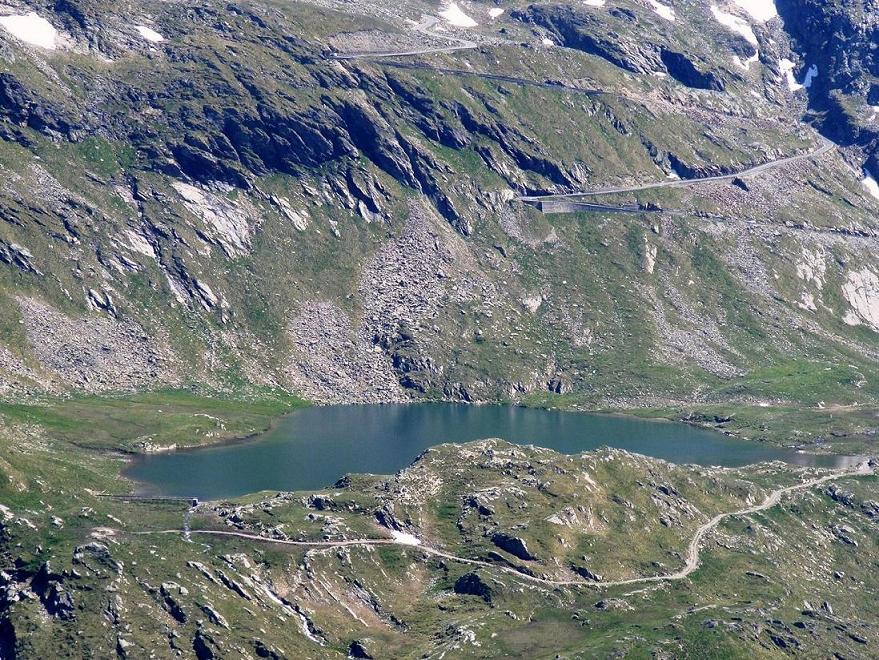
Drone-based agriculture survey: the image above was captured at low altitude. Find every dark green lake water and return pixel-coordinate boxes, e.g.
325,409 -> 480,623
126,404 -> 862,499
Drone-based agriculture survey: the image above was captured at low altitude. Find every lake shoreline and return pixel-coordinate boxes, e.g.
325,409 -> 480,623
125,403 -> 867,500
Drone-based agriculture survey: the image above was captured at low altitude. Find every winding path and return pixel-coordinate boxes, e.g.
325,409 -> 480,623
328,21 -> 837,212
132,460 -> 872,590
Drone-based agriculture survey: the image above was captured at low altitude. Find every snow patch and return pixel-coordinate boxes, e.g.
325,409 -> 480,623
862,169 -> 879,200
779,58 -> 802,91
134,25 -> 164,43
732,0 -> 777,22
541,37 -> 554,46
440,3 -> 477,28
488,8 -> 504,19
841,268 -> 879,331
733,52 -> 759,70
583,0 -> 607,6
0,12 -> 58,50
711,3 -> 761,71
391,530 -> 421,546
711,6 -> 757,45
647,0 -> 675,21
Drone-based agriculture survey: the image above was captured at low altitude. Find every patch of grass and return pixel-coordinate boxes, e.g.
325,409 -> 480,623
0,389 -> 308,452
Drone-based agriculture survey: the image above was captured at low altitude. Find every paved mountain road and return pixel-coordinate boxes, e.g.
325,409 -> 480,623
520,137 -> 836,203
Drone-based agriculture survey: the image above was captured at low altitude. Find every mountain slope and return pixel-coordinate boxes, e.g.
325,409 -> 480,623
0,0 -> 876,443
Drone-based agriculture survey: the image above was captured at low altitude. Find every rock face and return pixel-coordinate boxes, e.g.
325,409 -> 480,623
776,0 -> 879,159
572,565 -> 603,582
160,583 -> 188,623
512,5 -> 662,73
0,72 -> 75,139
491,532 -> 537,561
659,49 -> 725,91
0,241 -> 40,275
513,4 -> 724,90
453,572 -> 495,604
31,563 -> 75,620
0,0 -> 876,413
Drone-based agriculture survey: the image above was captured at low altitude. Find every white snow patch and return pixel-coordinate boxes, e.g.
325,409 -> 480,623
391,530 -> 421,546
541,37 -> 554,46
134,25 -> 164,43
733,52 -> 759,70
711,6 -> 758,45
0,12 -> 58,50
779,58 -> 802,91
779,60 -> 816,91
841,268 -> 879,331
862,169 -> 879,200
647,0 -> 675,21
583,0 -> 607,6
732,0 -> 777,22
440,3 -> 478,28
488,8 -> 504,19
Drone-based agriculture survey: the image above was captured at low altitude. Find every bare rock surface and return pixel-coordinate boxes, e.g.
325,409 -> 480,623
285,301 -> 405,404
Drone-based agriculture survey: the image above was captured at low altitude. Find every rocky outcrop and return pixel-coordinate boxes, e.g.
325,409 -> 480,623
160,582 -> 188,623
660,49 -> 724,91
347,639 -> 374,659
571,565 -> 603,582
0,241 -> 40,275
776,0 -> 879,157
32,563 -> 75,620
491,532 -> 536,561
512,5 -> 661,74
193,628 -> 221,660
453,572 -> 495,604
0,73 -> 76,138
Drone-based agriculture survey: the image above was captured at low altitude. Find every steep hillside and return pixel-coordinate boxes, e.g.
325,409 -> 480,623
0,0 -> 876,447
2,2 -> 879,657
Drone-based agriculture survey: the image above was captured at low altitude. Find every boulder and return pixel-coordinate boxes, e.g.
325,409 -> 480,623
454,572 -> 495,604
491,532 -> 536,561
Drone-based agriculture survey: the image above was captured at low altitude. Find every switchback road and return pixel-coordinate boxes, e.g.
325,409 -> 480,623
132,459 -> 872,590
